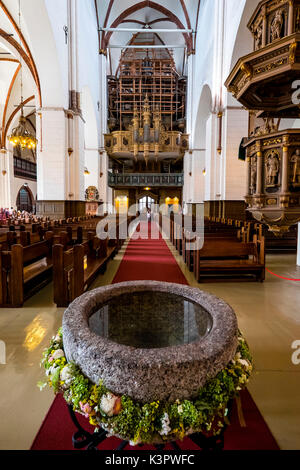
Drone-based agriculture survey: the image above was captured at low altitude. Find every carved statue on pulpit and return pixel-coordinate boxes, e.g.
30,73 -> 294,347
266,151 -> 280,186
255,23 -> 263,49
291,149 -> 300,184
271,10 -> 283,41
254,117 -> 280,136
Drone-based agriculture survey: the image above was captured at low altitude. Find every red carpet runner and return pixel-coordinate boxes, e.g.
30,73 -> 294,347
31,222 -> 279,450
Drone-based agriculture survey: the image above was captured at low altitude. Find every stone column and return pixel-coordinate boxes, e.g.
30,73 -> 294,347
0,149 -> 11,208
246,155 -> 251,196
192,149 -> 206,204
67,111 -> 85,203
262,7 -> 267,47
256,145 -> 263,195
282,145 -> 290,193
36,108 -> 67,218
288,1 -> 294,36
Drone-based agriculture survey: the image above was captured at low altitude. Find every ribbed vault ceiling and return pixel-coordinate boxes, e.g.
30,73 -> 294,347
96,0 -> 201,75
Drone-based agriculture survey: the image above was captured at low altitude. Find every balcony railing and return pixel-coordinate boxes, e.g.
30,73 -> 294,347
108,172 -> 183,187
14,157 -> 37,181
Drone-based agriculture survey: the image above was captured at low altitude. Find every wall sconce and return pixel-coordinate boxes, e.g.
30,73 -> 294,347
189,172 -> 192,176
84,167 -> 90,175
202,168 -> 206,176
100,172 -> 103,177
2,170 -> 7,176
68,193 -> 74,198
68,148 -> 73,157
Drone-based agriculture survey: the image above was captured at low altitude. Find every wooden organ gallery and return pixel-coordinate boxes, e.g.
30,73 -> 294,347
105,43 -> 188,208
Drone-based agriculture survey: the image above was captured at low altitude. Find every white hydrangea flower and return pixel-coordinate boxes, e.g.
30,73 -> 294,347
159,412 -> 171,436
177,405 -> 183,414
238,358 -> 250,367
100,393 -> 118,417
48,364 -> 59,377
52,349 -> 65,360
54,334 -> 62,343
60,365 -> 73,384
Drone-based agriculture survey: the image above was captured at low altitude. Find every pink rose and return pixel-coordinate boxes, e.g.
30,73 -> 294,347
79,402 -> 92,418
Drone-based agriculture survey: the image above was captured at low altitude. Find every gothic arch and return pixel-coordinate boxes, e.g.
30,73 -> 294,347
103,1 -> 192,51
16,185 -> 34,212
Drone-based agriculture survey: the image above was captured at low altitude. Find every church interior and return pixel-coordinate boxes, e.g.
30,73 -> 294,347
0,0 -> 300,452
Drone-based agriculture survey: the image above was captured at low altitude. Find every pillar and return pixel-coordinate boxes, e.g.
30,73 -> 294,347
246,155 -> 251,196
36,107 -> 85,218
222,106 -> 248,200
0,150 -> 11,208
282,145 -> 289,193
36,108 -> 67,218
262,7 -> 267,47
99,51 -> 111,210
288,1 -> 294,36
256,145 -> 263,195
192,149 -> 206,204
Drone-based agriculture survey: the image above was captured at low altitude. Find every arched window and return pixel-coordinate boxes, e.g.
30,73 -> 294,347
16,186 -> 33,213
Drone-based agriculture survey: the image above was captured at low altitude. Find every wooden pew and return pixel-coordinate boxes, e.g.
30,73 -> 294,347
0,232 -> 54,307
193,238 -> 265,283
53,217 -> 130,307
53,236 -> 116,307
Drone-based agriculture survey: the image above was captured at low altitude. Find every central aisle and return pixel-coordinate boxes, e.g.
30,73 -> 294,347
113,221 -> 188,284
31,220 -> 279,450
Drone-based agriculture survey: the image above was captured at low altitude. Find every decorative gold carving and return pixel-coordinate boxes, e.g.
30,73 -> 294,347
263,138 -> 282,146
289,41 -> 297,64
254,57 -> 286,74
241,62 -> 252,78
267,198 -> 277,205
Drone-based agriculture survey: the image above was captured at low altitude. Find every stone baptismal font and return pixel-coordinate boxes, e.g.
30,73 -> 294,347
41,281 -> 253,449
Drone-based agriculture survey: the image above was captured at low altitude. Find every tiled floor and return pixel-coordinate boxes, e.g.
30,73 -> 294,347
166,239 -> 300,450
0,237 -> 299,450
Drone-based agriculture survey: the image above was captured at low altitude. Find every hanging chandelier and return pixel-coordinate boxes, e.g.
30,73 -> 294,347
8,111 -> 37,150
7,0 -> 37,151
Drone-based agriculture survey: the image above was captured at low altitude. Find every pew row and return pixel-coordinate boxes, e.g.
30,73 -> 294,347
193,237 -> 265,283
0,232 -> 54,307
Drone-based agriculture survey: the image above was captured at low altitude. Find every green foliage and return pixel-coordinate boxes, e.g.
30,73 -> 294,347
137,401 -> 162,442
111,396 -> 141,441
69,369 -> 91,409
39,328 -> 253,444
51,368 -> 61,392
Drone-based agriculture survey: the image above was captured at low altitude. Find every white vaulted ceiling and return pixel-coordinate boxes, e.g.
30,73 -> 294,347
96,0 -> 201,75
